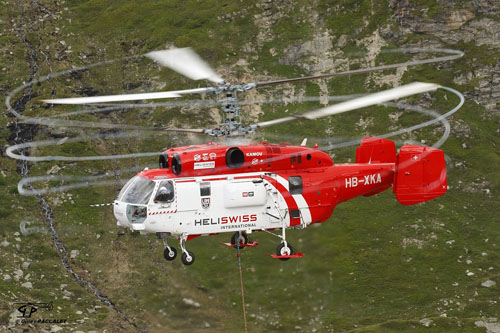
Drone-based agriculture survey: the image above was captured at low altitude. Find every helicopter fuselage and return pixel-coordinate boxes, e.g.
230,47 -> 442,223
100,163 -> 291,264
113,164 -> 394,238
113,137 -> 447,242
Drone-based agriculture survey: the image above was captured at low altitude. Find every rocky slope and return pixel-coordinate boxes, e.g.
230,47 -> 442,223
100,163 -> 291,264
1,0 -> 498,332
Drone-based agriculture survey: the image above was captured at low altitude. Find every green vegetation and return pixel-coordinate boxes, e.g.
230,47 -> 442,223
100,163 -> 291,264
1,0 -> 498,331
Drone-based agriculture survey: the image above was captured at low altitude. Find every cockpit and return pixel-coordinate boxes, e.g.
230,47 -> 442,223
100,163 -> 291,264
115,176 -> 176,225
118,176 -> 156,204
153,181 -> 175,203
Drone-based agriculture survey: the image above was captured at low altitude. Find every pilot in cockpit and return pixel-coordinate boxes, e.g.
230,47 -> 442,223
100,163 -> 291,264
154,186 -> 172,203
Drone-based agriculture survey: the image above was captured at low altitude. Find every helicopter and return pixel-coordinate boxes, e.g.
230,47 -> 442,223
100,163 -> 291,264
42,48 -> 454,265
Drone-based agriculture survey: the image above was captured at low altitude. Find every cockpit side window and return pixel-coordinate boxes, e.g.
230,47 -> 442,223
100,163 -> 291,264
122,177 -> 156,205
200,182 -> 211,196
154,180 -> 175,203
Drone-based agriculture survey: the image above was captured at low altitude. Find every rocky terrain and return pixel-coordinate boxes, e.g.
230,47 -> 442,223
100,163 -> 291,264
0,0 -> 498,332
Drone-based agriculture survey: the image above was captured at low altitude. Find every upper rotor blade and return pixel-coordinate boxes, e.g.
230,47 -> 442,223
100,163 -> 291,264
146,48 -> 224,84
254,48 -> 464,88
254,65 -> 401,87
254,82 -> 440,128
41,88 -> 210,104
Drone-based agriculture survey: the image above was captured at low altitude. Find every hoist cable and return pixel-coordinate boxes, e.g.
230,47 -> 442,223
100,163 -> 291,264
235,240 -> 248,333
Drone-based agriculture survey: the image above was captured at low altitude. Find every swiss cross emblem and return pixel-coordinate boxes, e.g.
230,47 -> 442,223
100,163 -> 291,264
201,197 -> 210,209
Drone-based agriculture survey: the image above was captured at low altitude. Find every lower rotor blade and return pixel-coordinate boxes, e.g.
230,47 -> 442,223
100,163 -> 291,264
301,82 -> 439,119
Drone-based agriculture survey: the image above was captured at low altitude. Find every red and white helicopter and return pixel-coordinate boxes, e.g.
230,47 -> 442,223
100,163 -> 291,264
43,48 -> 451,265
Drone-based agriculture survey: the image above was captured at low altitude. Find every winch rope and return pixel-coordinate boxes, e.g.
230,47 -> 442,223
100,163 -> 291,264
235,240 -> 248,333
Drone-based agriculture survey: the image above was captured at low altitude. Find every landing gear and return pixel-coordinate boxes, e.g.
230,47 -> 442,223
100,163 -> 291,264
163,246 -> 177,261
158,233 -> 196,265
162,237 -> 177,261
181,251 -> 195,265
263,227 -> 303,259
276,241 -> 295,261
179,234 -> 195,266
231,231 -> 248,246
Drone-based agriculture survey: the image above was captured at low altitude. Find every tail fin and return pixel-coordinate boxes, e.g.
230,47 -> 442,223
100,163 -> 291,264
393,145 -> 447,205
356,138 -> 397,197
356,137 -> 397,164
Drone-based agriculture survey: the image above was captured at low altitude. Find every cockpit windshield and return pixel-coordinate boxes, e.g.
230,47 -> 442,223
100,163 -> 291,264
118,177 -> 136,201
119,176 -> 155,205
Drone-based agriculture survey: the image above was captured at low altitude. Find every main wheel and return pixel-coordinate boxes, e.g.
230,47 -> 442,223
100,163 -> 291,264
276,242 -> 295,261
230,231 -> 248,246
181,251 -> 195,265
163,247 -> 177,261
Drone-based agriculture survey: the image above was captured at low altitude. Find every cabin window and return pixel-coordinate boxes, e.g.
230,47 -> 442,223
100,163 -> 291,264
154,180 -> 175,203
297,153 -> 302,164
289,176 -> 303,195
200,182 -> 211,196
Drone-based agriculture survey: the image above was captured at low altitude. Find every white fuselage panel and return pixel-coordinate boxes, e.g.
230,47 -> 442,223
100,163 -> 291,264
114,172 -> 298,237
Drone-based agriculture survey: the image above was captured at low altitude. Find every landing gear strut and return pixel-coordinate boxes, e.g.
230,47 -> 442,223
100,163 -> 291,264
179,234 -> 195,265
263,227 -> 303,259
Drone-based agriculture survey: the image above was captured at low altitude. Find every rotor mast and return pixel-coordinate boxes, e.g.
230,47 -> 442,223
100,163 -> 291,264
206,83 -> 256,137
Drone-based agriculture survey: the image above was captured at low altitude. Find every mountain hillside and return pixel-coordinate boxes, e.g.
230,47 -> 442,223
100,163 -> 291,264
1,0 -> 498,331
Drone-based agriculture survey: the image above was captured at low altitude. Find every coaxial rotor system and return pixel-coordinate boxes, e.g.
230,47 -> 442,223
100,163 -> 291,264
41,47 -> 461,137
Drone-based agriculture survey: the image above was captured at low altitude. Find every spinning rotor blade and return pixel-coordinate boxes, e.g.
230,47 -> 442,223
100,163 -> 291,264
146,48 -> 224,84
254,82 -> 440,128
254,48 -> 463,88
41,88 -> 210,104
254,65 -> 402,88
161,127 -> 206,134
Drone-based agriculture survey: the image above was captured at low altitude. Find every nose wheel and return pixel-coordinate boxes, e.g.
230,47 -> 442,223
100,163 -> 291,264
161,238 -> 178,261
163,246 -> 177,261
162,234 -> 196,265
181,251 -> 195,265
179,234 -> 195,265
